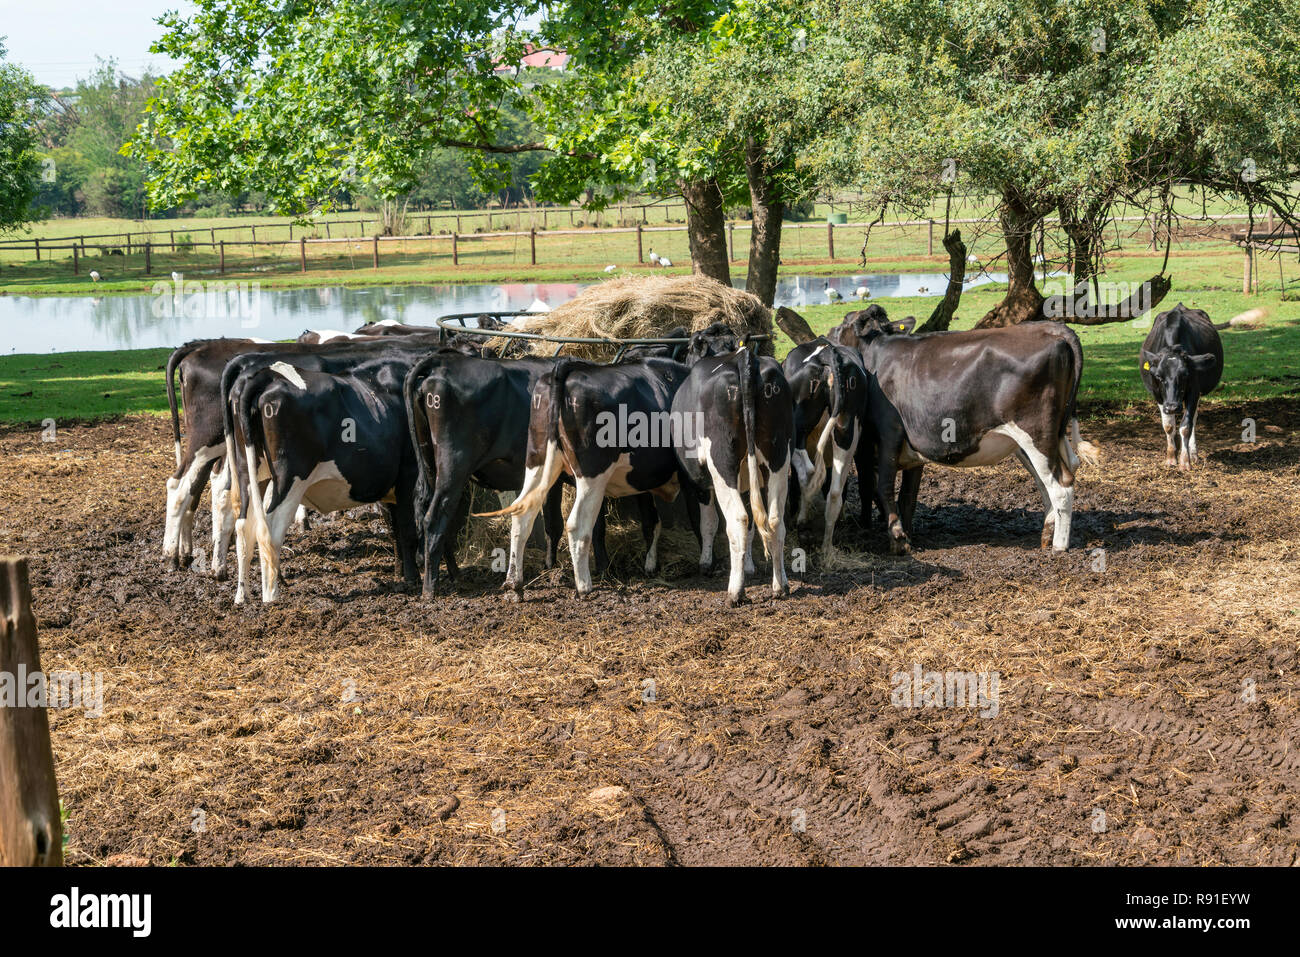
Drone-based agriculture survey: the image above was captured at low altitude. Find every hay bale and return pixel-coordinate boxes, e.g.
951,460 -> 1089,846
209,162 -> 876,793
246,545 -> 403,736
490,275 -> 773,359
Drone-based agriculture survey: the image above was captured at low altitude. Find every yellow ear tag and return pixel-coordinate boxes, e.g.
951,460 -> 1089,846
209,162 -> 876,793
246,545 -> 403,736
1143,361 -> 1150,370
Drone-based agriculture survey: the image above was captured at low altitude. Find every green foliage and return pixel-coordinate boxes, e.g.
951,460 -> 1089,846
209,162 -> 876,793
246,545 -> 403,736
130,0 -> 527,216
0,42 -> 43,232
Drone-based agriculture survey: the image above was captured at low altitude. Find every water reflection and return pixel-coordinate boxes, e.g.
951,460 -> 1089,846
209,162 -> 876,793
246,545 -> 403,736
0,272 -> 1004,355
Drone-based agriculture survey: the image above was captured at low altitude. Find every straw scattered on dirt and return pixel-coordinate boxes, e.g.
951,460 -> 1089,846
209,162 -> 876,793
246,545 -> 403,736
1,398 -> 1297,865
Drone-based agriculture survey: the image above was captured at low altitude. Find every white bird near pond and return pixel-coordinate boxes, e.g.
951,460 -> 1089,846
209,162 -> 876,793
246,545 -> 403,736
917,285 -> 930,294
658,256 -> 672,268
824,283 -> 842,302
855,285 -> 870,300
648,249 -> 661,266
171,271 -> 183,283
527,298 -> 551,313
89,270 -> 101,282
604,264 -> 617,273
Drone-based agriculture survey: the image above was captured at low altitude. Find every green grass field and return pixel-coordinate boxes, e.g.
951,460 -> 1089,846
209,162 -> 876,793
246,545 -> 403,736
2,272 -> 1296,426
1,190 -> 1284,297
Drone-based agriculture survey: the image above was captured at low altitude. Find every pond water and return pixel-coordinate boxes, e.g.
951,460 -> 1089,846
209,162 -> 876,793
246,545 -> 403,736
0,271 -> 1005,355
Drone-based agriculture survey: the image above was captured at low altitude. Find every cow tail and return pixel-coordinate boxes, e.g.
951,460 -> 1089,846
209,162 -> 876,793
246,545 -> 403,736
404,353 -> 441,526
166,341 -> 203,469
237,369 -> 273,542
1061,328 -> 1101,467
737,348 -> 768,531
474,361 -> 571,518
809,348 -> 849,493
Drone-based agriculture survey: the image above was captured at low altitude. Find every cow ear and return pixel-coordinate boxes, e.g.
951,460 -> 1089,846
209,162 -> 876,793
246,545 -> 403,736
1189,352 -> 1218,373
1140,349 -> 1159,372
894,316 -> 918,334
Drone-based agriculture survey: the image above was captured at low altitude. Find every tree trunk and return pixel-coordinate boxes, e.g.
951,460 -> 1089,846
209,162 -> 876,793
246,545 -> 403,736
774,306 -> 817,345
680,178 -> 731,286
743,138 -> 784,308
914,228 -> 967,334
976,191 -> 1046,328
1061,274 -> 1172,325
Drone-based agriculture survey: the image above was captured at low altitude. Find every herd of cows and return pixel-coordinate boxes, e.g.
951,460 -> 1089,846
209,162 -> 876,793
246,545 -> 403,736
162,299 -> 1225,607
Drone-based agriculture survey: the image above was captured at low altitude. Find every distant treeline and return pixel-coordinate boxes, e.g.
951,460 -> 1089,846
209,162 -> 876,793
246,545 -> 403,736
30,61 -> 545,222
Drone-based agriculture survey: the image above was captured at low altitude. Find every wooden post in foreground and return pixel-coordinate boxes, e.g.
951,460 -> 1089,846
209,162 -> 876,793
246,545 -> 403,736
529,227 -> 537,265
452,232 -> 459,266
0,557 -> 63,866
300,237 -> 307,273
372,235 -> 380,269
827,222 -> 835,260
1243,245 -> 1253,295
72,246 -> 78,276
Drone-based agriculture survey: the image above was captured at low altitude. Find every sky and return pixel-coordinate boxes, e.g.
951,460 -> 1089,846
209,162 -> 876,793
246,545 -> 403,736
0,0 -> 193,88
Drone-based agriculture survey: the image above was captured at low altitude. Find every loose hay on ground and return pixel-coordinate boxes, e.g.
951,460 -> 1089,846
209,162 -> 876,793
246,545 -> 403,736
490,275 -> 774,360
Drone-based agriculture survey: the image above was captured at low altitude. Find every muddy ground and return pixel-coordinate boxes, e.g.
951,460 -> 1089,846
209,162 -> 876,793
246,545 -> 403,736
1,400 -> 1298,866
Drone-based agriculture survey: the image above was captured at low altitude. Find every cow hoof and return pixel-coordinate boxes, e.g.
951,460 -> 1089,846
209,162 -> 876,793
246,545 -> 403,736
773,584 -> 789,598
502,586 -> 522,604
726,592 -> 749,608
212,566 -> 228,582
888,538 -> 911,556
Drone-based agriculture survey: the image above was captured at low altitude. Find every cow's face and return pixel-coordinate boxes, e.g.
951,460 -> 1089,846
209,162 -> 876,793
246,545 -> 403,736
1141,348 -> 1217,415
686,322 -> 741,366
856,312 -> 916,347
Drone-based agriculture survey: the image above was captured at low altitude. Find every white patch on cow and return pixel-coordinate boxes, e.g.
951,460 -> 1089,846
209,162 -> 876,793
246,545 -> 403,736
376,319 -> 401,327
502,442 -> 564,595
999,422 -> 1073,550
310,329 -> 357,343
644,522 -> 661,575
174,440 -> 183,470
802,345 -> 827,364
270,361 -> 308,390
248,337 -> 273,344
163,442 -> 223,565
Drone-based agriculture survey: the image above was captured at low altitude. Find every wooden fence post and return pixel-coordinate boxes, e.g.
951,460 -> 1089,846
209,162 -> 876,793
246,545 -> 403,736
72,245 -> 78,276
1243,245 -> 1253,295
219,241 -> 226,275
0,557 -> 63,866
530,227 -> 537,266
144,242 -> 151,275
928,220 -> 934,255
372,235 -> 380,269
170,230 -> 176,252
728,222 -> 735,262
300,237 -> 307,273
452,232 -> 459,266
33,238 -> 40,262
827,222 -> 835,260
637,223 -> 644,264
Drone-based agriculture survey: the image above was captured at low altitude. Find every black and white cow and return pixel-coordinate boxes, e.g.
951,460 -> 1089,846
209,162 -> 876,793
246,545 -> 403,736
476,357 -> 689,599
405,350 -> 579,598
1139,303 -> 1223,470
228,352 -> 422,603
216,336 -> 442,579
673,340 -> 794,606
164,336 -> 273,574
782,337 -> 868,559
860,321 -> 1098,553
